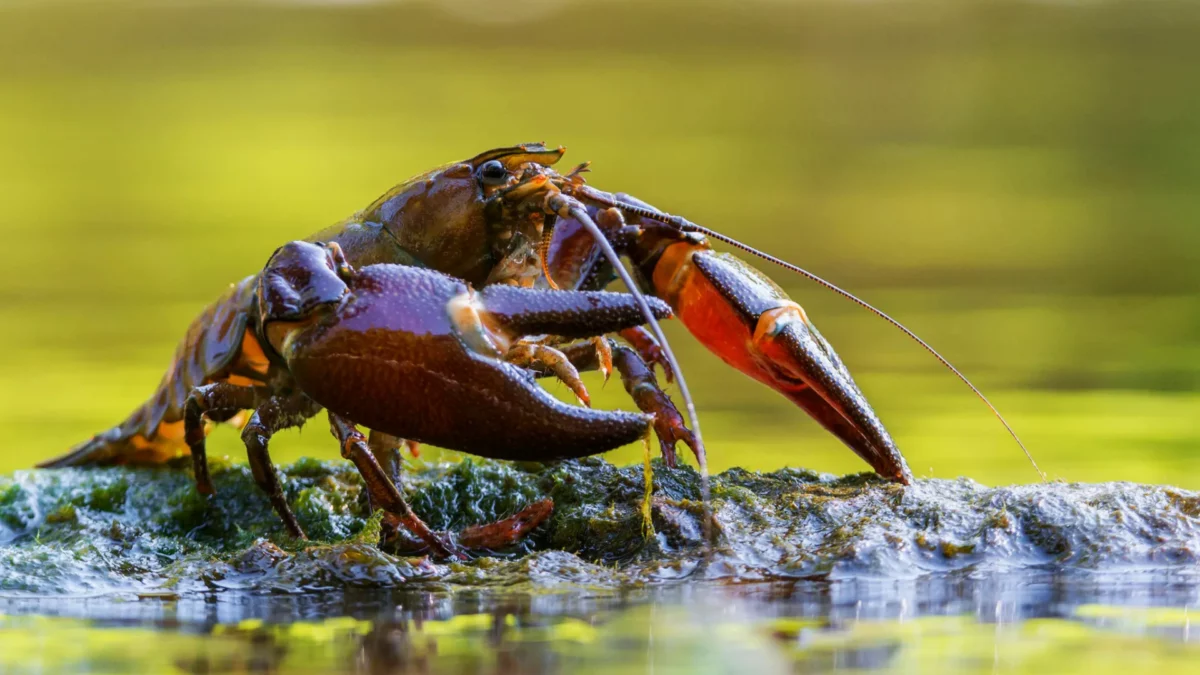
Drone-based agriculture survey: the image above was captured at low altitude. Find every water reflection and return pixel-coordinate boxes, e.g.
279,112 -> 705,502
4,574 -> 1200,673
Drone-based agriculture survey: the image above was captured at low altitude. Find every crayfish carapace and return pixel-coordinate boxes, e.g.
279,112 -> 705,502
41,144 -> 1037,557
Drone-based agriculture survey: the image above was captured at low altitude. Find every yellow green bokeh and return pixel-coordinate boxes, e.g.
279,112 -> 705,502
1,1 -> 1198,486
4,607 -> 1200,674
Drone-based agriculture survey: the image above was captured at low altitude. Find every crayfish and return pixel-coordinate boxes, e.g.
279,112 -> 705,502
41,144 -> 1036,557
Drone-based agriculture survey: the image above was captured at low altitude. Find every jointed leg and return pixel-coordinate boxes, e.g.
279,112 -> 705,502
366,430 -> 405,487
589,336 -> 613,381
619,326 -> 674,383
336,415 -> 554,558
241,395 -> 321,539
365,429 -> 422,525
329,413 -> 459,558
611,346 -> 700,468
183,382 -> 261,495
538,339 -> 699,468
506,342 -> 592,407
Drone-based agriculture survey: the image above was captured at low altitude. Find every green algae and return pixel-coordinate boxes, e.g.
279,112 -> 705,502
4,459 -> 1200,596
0,480 -> 26,529
409,458 -> 543,532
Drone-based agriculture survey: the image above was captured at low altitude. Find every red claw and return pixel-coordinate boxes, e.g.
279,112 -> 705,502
647,241 -> 914,485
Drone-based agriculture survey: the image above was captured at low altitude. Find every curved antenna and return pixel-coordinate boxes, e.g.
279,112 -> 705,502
556,197 -> 715,543
578,185 -> 1044,482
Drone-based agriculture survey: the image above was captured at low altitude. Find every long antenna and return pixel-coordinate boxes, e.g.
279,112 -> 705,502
553,195 -> 715,543
578,185 -> 1044,482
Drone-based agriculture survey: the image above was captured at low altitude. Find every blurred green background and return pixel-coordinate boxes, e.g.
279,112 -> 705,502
1,0 -> 1197,486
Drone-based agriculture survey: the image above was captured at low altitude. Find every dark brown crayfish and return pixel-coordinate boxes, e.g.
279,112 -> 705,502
41,144 -> 1036,556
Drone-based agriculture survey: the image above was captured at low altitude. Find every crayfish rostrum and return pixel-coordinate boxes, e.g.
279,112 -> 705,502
42,144 -> 1032,557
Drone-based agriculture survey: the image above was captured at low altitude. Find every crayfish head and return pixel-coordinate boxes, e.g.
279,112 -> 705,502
354,143 -> 566,287
474,144 -> 573,287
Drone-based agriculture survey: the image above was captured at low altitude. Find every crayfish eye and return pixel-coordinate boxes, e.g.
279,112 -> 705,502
477,160 -> 508,186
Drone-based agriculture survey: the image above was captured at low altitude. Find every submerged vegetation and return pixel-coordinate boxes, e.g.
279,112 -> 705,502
2,458 -> 1200,596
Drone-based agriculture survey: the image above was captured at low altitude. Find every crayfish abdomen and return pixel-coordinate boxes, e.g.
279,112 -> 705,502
38,276 -> 268,469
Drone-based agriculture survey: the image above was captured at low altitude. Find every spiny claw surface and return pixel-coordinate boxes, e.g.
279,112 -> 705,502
265,245 -> 668,463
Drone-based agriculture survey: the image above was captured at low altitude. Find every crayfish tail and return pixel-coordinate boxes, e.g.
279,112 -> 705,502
37,426 -> 138,468
40,275 -> 264,471
39,413 -> 198,468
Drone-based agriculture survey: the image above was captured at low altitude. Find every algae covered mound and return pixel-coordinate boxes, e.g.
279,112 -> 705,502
1,457 -> 1199,595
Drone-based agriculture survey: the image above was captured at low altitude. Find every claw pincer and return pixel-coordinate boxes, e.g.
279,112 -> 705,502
646,240 -> 913,484
544,197 -> 913,484
258,241 -> 669,462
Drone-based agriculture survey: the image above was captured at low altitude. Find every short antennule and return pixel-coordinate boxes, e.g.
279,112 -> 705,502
575,184 -> 1044,481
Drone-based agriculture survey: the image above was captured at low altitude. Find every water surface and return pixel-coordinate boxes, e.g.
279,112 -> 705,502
5,577 -> 1200,674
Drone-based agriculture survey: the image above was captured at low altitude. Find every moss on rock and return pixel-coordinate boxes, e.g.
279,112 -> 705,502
2,459 -> 1200,595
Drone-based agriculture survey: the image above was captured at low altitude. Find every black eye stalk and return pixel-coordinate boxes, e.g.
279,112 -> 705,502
477,160 -> 508,186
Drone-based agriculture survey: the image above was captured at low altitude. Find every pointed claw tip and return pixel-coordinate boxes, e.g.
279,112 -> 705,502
566,380 -> 592,407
